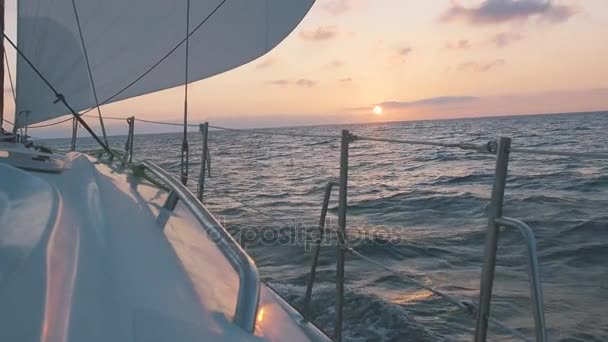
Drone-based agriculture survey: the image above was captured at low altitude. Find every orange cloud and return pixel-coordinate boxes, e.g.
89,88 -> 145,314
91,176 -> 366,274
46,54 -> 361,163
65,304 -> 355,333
322,0 -> 355,15
440,0 -> 578,25
458,59 -> 506,72
487,32 -> 524,47
445,39 -> 472,50
267,79 -> 317,87
299,26 -> 339,41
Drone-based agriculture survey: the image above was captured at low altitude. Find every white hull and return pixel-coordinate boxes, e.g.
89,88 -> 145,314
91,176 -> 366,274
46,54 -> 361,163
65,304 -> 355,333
0,143 -> 329,342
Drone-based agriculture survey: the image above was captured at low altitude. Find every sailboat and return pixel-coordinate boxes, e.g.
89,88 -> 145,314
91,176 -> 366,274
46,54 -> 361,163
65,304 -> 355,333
0,0 -> 332,341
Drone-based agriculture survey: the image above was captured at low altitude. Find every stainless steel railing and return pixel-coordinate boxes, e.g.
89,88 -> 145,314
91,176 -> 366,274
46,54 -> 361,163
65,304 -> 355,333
103,119 -> 600,341
143,160 -> 261,333
303,181 -> 336,320
495,217 -> 547,342
302,133 -> 548,341
476,137 -> 511,341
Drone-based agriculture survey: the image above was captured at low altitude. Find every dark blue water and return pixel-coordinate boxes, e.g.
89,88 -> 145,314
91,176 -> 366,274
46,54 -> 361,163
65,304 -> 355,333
43,112 -> 608,341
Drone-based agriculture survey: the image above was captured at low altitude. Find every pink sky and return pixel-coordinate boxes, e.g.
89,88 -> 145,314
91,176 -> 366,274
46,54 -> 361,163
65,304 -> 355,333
2,0 -> 608,137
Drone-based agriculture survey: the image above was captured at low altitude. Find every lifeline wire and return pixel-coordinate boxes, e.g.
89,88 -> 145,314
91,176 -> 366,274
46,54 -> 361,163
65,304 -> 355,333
208,181 -> 531,341
60,117 -> 608,161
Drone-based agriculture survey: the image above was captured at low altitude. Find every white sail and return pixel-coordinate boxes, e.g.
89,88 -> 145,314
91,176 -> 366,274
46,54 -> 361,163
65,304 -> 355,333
14,0 -> 314,128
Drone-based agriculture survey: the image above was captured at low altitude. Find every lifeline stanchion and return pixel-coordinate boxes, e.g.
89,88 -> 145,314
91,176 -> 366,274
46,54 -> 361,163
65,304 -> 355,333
335,129 -> 352,342
475,137 -> 511,342
198,122 -> 209,202
70,117 -> 78,151
124,116 -> 135,163
303,181 -> 336,320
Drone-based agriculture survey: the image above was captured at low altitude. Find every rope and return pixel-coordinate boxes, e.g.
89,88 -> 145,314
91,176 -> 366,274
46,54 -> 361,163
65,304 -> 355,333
70,0 -> 109,146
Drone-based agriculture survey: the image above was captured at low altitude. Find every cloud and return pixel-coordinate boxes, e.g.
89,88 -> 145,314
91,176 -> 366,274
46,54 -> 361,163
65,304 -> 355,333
256,58 -> 278,69
390,46 -> 413,64
327,60 -> 345,68
295,79 -> 317,87
378,96 -> 480,109
348,96 -> 480,112
458,59 -> 506,72
440,0 -> 578,25
445,39 -> 472,50
267,79 -> 317,87
299,26 -> 338,41
398,47 -> 413,56
268,79 -> 290,86
488,32 -> 524,47
322,0 -> 355,15
541,2 -> 578,23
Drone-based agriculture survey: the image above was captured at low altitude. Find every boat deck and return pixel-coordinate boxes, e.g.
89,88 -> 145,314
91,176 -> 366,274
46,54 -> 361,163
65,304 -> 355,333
0,144 -> 329,342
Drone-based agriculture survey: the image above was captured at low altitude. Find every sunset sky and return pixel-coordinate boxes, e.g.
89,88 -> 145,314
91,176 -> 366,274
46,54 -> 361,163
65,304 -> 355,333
3,0 -> 608,137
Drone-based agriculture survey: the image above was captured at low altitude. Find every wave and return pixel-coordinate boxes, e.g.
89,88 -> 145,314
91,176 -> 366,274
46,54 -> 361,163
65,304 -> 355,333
267,282 -> 443,341
558,218 -> 608,237
540,243 -> 608,266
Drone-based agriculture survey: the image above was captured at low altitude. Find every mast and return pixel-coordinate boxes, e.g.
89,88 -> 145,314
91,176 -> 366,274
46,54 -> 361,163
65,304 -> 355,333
0,0 -> 4,132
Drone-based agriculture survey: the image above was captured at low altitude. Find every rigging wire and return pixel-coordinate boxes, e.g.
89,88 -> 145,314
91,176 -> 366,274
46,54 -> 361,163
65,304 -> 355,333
26,0 -> 230,130
208,187 -> 302,228
1,49 -> 15,129
1,118 -> 12,127
4,50 -> 15,103
180,0 -> 191,186
107,116 -> 199,127
70,0 -> 109,146
27,116 -> 73,128
28,114 -> 608,161
2,33 -> 114,156
94,0 -> 229,109
64,117 -> 608,161
209,124 -> 343,139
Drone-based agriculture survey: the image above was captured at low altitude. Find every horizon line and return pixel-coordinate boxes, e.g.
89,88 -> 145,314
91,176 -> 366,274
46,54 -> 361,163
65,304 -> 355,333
37,109 -> 607,140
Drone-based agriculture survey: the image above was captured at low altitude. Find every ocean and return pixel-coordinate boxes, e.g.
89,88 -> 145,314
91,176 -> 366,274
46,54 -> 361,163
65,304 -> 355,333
42,111 -> 608,341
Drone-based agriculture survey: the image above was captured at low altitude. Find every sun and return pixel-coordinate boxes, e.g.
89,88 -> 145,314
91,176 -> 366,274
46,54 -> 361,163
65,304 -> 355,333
372,105 -> 383,115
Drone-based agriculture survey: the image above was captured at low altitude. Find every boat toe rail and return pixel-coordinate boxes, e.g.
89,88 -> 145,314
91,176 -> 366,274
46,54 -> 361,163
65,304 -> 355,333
142,160 -> 260,333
